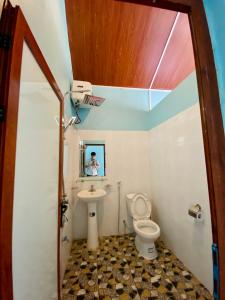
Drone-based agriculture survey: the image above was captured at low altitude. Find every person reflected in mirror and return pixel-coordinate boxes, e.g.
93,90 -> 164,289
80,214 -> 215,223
85,151 -> 100,176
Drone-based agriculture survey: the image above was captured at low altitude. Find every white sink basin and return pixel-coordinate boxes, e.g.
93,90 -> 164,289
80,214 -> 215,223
77,188 -> 106,250
77,189 -> 106,203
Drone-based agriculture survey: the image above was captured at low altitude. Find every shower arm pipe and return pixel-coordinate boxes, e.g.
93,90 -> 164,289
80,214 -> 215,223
61,91 -> 76,200
148,12 -> 180,111
61,91 -> 73,202
117,181 -> 121,235
61,88 -> 92,202
62,176 -> 67,199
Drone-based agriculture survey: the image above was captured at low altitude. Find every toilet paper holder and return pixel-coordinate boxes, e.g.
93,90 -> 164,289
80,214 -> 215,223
188,204 -> 203,221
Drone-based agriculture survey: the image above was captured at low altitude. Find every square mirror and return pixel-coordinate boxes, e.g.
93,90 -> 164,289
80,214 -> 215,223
79,140 -> 106,177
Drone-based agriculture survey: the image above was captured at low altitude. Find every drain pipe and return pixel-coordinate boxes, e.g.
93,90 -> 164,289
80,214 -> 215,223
117,181 -> 121,235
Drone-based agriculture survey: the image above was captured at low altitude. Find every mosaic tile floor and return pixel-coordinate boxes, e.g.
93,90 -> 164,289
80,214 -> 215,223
62,234 -> 213,300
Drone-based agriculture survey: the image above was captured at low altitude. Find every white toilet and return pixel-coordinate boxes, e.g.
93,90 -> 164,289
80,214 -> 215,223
126,193 -> 160,260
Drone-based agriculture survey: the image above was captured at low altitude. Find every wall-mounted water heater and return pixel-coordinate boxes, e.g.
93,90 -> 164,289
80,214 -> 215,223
71,80 -> 105,108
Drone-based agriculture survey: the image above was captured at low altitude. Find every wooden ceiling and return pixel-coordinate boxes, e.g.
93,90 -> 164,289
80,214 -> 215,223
65,0 -> 195,90
151,13 -> 195,89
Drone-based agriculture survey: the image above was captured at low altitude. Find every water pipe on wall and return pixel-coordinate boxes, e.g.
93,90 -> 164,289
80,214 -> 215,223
117,181 -> 121,235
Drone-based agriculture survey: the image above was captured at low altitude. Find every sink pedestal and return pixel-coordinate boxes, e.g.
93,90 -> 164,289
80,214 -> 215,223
77,188 -> 106,250
87,202 -> 99,249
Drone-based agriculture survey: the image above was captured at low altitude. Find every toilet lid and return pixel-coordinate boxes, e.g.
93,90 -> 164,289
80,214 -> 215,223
130,194 -> 151,220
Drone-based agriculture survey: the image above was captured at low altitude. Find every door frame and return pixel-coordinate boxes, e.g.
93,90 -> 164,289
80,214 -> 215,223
0,2 -> 64,300
119,0 -> 225,298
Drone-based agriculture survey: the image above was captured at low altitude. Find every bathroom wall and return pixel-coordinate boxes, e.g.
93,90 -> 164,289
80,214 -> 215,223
75,73 -> 197,131
0,0 -> 74,289
9,0 -> 72,94
148,72 -> 198,129
203,0 -> 225,129
148,105 -> 213,291
146,68 -> 213,291
9,0 -> 74,282
12,43 -> 60,300
0,0 -> 73,120
76,86 -> 150,130
150,89 -> 171,109
76,86 -> 170,130
60,125 -> 77,280
72,130 -> 151,239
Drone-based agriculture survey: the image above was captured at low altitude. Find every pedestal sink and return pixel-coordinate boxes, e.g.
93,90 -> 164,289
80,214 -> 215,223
77,188 -> 106,250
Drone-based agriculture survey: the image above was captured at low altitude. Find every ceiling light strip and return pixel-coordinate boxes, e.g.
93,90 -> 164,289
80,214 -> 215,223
149,12 -> 180,90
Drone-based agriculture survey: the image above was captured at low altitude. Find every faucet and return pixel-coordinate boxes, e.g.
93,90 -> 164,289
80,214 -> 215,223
89,184 -> 96,192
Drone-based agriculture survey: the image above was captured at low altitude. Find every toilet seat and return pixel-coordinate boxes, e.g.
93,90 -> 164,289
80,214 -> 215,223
130,194 -> 151,220
134,220 -> 160,240
126,192 -> 160,259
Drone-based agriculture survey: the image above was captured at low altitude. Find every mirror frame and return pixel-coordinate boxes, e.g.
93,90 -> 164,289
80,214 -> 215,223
80,141 -> 106,177
0,2 -> 64,300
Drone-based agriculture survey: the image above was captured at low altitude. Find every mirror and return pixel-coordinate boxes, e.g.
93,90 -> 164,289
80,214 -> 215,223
79,140 -> 106,177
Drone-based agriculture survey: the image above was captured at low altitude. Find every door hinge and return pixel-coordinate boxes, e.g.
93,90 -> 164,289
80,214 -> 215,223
0,106 -> 4,122
0,33 -> 11,49
212,243 -> 219,300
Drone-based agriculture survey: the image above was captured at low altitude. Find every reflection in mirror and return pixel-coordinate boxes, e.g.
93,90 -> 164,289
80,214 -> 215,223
80,140 -> 106,177
12,42 -> 59,299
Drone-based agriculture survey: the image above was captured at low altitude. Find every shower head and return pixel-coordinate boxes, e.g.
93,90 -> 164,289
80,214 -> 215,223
68,116 -> 77,126
54,116 -> 77,131
82,94 -> 105,106
64,117 -> 77,131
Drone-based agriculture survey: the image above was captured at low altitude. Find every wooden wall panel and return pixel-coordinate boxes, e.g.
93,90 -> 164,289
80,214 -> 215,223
65,0 -> 177,88
152,13 -> 195,89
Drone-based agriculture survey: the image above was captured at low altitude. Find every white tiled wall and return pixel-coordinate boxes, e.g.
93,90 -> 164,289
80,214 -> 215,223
13,46 -> 60,300
72,130 -> 151,239
60,126 -> 77,281
148,103 -> 213,291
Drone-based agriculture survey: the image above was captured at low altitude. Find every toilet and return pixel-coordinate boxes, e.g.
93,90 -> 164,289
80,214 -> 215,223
126,193 -> 160,260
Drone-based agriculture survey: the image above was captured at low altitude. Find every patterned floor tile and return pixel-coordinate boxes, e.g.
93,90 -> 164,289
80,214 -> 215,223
62,234 -> 213,300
